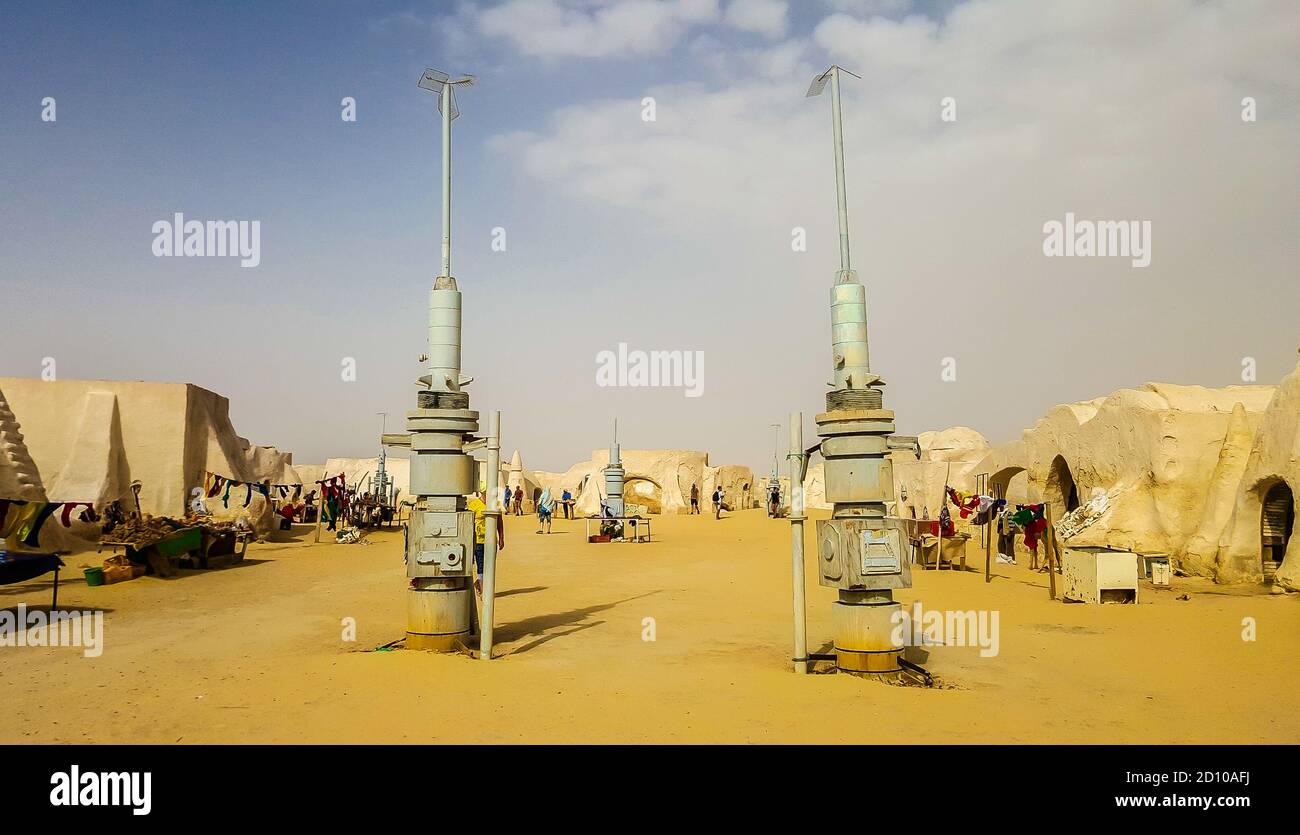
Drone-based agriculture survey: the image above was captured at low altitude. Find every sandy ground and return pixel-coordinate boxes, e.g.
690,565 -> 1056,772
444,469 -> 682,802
2,509 -> 1297,744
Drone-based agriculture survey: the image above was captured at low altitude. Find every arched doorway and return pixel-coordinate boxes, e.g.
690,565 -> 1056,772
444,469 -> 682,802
1261,481 -> 1294,582
989,466 -> 1025,502
625,477 -> 663,514
1046,455 -> 1080,516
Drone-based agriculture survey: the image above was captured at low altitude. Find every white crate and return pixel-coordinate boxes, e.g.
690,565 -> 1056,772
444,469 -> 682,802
1062,547 -> 1139,604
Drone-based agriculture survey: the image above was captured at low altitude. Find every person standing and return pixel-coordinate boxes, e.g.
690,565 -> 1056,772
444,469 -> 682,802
467,490 -> 505,595
536,488 -> 555,534
512,486 -> 523,516
690,483 -> 700,515
561,487 -> 573,519
712,486 -> 724,520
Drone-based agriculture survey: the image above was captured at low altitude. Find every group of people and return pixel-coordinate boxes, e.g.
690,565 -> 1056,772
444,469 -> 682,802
686,483 -> 729,519
494,485 -> 577,522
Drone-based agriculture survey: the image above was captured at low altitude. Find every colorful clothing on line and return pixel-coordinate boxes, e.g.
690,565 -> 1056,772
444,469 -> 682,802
19,502 -> 59,547
1012,504 -> 1048,549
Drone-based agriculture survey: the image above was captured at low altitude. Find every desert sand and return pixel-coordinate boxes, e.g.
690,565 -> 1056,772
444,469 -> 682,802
2,508 -> 1296,744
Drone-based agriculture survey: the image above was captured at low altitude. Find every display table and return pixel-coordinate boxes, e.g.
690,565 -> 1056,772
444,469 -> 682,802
584,516 -> 653,543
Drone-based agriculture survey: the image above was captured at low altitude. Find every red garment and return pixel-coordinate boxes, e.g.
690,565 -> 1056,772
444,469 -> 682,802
1022,517 -> 1048,550
946,486 -> 981,519
60,502 -> 92,526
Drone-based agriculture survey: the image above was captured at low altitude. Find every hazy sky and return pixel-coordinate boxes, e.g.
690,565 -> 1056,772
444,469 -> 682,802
2,0 -> 1297,476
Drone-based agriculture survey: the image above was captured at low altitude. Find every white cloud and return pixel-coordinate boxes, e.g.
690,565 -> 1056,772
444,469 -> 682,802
491,0 -> 1300,444
475,0 -> 721,58
724,0 -> 789,39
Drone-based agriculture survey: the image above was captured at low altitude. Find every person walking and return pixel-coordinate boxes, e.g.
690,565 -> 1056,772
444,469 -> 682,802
712,485 -> 724,520
512,486 -> 523,516
690,483 -> 700,515
536,488 -> 555,534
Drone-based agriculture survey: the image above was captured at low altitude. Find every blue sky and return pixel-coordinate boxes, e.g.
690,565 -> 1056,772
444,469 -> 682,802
2,0 -> 1297,475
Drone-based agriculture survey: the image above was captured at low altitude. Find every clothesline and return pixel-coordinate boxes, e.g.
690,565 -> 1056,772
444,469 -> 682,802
204,472 -> 304,509
945,487 -> 1049,549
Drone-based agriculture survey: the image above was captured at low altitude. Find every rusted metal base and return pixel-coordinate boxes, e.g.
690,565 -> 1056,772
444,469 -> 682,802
834,647 -> 903,674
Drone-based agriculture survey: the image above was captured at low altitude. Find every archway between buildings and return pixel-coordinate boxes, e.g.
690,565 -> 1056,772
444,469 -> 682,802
1261,481 -> 1294,583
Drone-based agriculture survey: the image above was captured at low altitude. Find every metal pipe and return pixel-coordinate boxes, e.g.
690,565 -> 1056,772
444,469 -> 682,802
480,410 -> 501,660
788,411 -> 808,674
829,67 -> 851,274
441,82 -> 452,277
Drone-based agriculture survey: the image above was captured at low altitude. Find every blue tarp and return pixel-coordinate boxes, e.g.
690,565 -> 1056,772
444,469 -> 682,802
0,551 -> 64,586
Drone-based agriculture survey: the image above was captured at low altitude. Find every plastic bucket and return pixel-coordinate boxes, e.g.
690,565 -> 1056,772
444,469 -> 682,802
83,567 -> 105,586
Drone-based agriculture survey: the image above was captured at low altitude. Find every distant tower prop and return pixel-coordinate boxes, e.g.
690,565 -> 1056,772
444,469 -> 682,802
373,413 -> 393,504
382,68 -> 484,653
802,66 -> 911,677
603,420 -> 625,517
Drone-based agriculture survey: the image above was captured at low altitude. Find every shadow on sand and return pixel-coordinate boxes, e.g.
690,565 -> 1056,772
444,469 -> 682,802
495,589 -> 662,656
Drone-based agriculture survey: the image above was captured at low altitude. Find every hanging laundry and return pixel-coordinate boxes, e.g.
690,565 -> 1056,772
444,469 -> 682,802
3,501 -> 38,539
1012,504 -> 1048,550
59,502 -> 93,526
946,487 -> 986,519
971,497 -> 1007,526
938,506 -> 955,537
0,496 -> 26,535
19,502 -> 59,547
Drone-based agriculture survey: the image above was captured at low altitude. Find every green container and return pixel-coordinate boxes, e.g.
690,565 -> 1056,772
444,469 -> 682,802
155,527 -> 202,558
83,567 -> 105,586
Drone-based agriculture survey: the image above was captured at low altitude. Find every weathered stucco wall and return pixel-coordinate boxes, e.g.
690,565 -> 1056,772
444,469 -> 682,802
974,376 -> 1294,587
1,377 -> 296,518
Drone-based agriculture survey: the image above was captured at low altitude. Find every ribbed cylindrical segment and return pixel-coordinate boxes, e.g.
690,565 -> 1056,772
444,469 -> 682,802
428,285 -> 462,392
830,282 -> 870,389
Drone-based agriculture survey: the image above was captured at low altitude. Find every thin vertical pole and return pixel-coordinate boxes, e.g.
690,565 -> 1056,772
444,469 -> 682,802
829,68 -> 851,274
480,410 -> 501,660
313,482 -> 323,544
441,84 -> 452,277
985,504 -> 994,583
1044,503 -> 1058,600
788,412 -> 808,674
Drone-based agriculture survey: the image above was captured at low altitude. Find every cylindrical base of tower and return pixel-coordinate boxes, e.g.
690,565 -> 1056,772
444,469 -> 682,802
406,578 -> 473,652
832,593 -> 903,674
